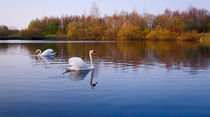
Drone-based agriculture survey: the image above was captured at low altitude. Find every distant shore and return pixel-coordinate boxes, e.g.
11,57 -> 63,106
1,6 -> 210,42
0,33 -> 210,42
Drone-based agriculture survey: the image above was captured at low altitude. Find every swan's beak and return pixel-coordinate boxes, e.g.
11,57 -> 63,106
92,50 -> 96,55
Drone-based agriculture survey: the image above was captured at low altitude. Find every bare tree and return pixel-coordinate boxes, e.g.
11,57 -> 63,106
90,2 -> 100,18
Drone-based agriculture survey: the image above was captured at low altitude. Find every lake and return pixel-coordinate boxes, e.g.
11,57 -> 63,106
0,40 -> 210,117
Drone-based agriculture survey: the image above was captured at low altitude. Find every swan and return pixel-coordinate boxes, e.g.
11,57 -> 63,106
66,50 -> 96,71
36,49 -> 56,57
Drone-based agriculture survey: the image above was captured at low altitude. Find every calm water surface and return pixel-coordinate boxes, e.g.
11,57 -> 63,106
0,40 -> 210,117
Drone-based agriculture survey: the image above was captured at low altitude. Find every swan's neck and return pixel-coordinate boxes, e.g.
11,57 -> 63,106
89,52 -> 94,68
37,50 -> 42,56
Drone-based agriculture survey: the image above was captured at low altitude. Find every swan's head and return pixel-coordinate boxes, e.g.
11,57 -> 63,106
89,50 -> 96,55
35,49 -> 41,54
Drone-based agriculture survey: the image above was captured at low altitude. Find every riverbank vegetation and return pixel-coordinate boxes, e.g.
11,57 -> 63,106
0,4 -> 209,41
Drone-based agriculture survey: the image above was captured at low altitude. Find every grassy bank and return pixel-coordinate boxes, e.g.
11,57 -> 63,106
199,33 -> 210,42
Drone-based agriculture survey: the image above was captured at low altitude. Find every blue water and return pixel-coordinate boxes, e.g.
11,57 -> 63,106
0,40 -> 210,117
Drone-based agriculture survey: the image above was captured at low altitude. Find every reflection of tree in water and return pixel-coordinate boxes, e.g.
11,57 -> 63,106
0,43 -> 30,54
145,41 -> 210,71
1,41 -> 210,74
116,41 -> 153,69
0,43 -> 9,53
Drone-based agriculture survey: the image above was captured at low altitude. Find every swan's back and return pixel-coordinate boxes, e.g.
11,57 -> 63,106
68,57 -> 89,70
41,49 -> 55,56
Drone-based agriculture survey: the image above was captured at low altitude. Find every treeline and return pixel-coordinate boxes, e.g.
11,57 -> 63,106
1,5 -> 210,40
0,26 -> 19,39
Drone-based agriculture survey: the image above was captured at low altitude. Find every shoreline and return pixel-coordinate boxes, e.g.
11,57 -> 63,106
0,33 -> 210,42
0,38 -> 210,42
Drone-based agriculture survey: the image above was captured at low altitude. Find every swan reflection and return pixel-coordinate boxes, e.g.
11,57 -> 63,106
89,70 -> 97,89
35,56 -> 54,63
63,70 -> 97,89
68,70 -> 90,81
41,56 -> 54,63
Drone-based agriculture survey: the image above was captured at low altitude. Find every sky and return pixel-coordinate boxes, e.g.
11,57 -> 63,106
0,0 -> 209,29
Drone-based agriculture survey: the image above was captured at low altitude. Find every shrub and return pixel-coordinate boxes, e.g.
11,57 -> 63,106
146,26 -> 179,40
176,30 -> 198,41
117,24 -> 143,40
20,28 -> 44,39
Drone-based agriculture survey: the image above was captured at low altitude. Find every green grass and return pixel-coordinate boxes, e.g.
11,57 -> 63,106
45,34 -> 57,38
0,35 -> 23,39
45,34 -> 67,38
199,33 -> 210,38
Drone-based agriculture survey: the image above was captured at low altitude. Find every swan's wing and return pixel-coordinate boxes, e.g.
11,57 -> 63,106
41,49 -> 55,56
68,57 -> 89,70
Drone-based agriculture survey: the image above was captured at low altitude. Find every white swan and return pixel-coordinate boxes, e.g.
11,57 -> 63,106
66,50 -> 96,71
36,49 -> 56,57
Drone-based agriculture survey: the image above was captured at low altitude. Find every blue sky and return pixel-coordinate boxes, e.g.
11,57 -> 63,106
0,0 -> 209,29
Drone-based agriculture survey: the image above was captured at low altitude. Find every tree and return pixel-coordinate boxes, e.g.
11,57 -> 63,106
28,19 -> 44,32
20,28 -> 44,39
90,2 -> 100,18
67,22 -> 81,40
0,25 -> 9,38
117,24 -> 142,40
3,5 -> 209,40
48,19 -> 59,34
143,13 -> 156,28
